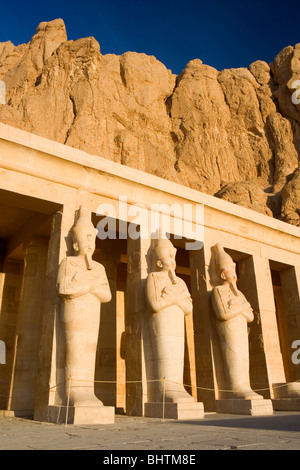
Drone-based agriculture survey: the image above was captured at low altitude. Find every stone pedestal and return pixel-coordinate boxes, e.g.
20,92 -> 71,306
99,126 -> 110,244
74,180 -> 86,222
272,399 -> 300,411
0,409 -> 32,418
0,410 -> 17,417
216,399 -> 273,416
48,405 -> 115,425
144,401 -> 204,420
272,382 -> 300,411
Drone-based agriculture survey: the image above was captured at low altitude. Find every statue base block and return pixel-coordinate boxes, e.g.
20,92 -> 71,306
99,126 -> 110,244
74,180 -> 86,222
0,410 -> 32,418
0,410 -> 15,417
271,382 -> 300,410
47,405 -> 115,425
216,399 -> 273,416
144,402 -> 204,420
272,399 -> 300,411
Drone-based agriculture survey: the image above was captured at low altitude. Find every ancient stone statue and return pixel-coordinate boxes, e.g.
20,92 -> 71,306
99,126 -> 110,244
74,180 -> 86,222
146,231 -> 194,403
211,243 -> 263,400
57,206 -> 112,407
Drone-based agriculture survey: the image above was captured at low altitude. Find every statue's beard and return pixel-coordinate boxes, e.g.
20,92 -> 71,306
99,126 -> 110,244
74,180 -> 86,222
229,278 -> 238,294
85,253 -> 93,270
168,269 -> 177,284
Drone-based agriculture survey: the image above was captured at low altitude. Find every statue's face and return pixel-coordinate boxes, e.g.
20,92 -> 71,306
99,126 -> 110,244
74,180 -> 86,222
73,229 -> 96,256
220,263 -> 237,283
156,246 -> 176,271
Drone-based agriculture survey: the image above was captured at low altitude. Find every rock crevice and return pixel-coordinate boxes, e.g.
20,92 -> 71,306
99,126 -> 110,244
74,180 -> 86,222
0,19 -> 299,226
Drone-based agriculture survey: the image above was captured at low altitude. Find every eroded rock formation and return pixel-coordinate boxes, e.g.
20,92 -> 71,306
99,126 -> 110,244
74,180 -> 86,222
0,19 -> 299,225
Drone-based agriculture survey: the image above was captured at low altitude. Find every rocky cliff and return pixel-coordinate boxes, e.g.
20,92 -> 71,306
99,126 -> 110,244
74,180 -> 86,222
0,19 -> 299,225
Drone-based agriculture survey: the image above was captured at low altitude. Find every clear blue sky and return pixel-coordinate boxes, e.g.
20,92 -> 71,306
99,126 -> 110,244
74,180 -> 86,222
0,0 -> 299,75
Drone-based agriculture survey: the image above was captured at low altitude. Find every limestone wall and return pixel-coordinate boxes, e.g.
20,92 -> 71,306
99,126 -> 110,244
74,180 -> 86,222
0,123 -> 299,417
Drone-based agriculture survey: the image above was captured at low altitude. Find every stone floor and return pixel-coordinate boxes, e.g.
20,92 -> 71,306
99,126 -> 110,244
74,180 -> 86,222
0,411 -> 299,451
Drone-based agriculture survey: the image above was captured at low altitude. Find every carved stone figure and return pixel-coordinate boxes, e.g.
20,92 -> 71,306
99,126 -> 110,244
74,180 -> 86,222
146,232 -> 194,403
211,243 -> 263,400
57,206 -> 112,407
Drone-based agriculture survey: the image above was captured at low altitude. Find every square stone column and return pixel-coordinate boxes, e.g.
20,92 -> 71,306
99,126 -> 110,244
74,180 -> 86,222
9,236 -> 49,416
93,241 -> 124,409
238,255 -> 269,396
271,265 -> 300,410
279,265 -> 300,381
34,204 -> 76,422
189,247 -> 215,411
125,236 -> 151,416
240,255 -> 286,396
0,260 -> 23,411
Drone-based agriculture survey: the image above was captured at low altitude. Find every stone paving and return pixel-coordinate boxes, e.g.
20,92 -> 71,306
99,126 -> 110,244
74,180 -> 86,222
0,411 -> 299,451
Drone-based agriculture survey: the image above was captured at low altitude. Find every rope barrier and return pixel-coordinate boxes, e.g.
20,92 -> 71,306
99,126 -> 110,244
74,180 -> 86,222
1,376 -> 300,427
0,377 -> 299,400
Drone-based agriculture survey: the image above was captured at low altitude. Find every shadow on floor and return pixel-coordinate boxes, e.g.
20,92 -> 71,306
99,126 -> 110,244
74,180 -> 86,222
173,412 -> 300,432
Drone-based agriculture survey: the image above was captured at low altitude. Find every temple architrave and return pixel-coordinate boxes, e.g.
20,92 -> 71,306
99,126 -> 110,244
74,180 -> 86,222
0,122 -> 299,424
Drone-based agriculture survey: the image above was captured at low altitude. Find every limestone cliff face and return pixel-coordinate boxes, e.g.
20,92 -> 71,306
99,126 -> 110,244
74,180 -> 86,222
0,19 -> 299,225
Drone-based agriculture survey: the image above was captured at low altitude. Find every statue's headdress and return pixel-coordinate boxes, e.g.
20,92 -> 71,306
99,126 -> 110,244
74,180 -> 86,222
152,228 -> 176,257
72,206 -> 97,240
213,243 -> 235,274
